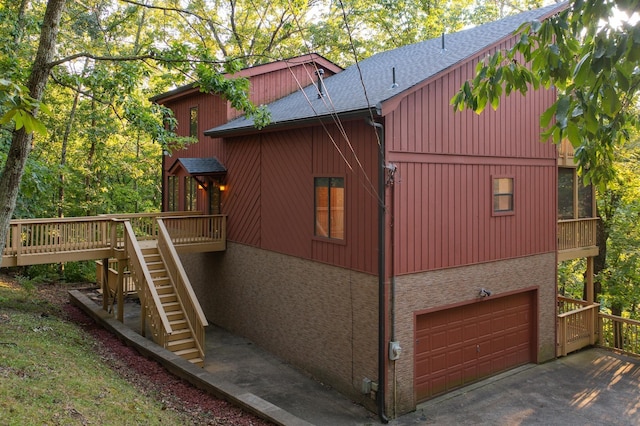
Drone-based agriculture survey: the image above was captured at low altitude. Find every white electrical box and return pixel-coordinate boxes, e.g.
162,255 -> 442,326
389,341 -> 402,360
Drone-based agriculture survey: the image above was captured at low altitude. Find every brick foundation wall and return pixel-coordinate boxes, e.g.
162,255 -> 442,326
390,253 -> 557,416
180,243 -> 379,409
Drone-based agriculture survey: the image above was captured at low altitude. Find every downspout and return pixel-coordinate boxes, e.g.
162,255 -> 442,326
367,117 -> 389,424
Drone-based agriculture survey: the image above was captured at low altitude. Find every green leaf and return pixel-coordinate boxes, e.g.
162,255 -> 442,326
602,85 -> 621,115
573,53 -> 592,86
566,121 -> 580,147
540,103 -> 557,128
555,96 -> 571,129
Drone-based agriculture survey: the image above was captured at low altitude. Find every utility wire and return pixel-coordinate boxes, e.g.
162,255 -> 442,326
282,0 -> 382,204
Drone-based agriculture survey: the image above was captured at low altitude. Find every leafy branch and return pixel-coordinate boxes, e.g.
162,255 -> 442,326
451,1 -> 640,187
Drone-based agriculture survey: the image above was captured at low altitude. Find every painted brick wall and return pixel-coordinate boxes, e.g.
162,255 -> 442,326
390,253 -> 556,415
180,243 -> 379,410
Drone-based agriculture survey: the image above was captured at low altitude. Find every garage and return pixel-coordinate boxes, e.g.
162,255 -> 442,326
415,291 -> 536,402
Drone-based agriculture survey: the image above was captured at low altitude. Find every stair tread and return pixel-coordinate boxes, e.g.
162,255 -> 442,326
174,347 -> 199,356
168,337 -> 195,345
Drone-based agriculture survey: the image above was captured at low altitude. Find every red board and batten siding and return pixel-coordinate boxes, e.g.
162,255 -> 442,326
228,62 -> 336,120
383,37 -> 557,275
164,93 -> 228,161
223,120 -> 380,275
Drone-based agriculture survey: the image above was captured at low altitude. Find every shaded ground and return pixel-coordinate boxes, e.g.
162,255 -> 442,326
398,348 -> 640,426
8,278 -> 272,426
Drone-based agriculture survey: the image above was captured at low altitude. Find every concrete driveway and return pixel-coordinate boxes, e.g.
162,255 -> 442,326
393,348 -> 640,425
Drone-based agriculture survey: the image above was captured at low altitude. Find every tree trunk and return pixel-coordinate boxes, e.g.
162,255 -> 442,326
85,99 -> 97,216
611,304 -> 624,349
0,0 -> 67,257
585,205 -> 608,300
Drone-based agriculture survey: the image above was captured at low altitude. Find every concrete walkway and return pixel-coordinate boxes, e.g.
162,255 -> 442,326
393,348 -> 640,426
70,290 -> 640,426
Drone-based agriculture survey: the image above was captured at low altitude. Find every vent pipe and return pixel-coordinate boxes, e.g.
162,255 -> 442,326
315,68 -> 325,98
441,32 -> 446,51
391,67 -> 398,89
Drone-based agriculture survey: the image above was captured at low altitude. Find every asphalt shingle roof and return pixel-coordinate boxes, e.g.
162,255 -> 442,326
171,157 -> 227,175
205,3 -> 566,137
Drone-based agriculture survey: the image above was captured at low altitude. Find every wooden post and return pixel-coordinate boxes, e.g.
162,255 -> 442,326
140,294 -> 146,338
13,223 -> 21,266
586,256 -> 594,303
101,257 -> 109,311
117,259 -> 125,323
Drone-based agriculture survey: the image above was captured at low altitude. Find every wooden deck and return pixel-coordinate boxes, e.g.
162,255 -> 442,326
1,212 -> 226,267
557,296 -> 640,359
558,218 -> 599,261
0,212 -> 223,367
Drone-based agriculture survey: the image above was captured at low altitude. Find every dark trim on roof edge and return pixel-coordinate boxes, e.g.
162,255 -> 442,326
150,54 -> 343,104
204,108 -> 380,138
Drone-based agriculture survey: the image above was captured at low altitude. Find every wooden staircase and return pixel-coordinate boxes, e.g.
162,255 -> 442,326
141,246 -> 204,367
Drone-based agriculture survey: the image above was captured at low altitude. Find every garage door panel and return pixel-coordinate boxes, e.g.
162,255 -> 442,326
415,291 -> 534,402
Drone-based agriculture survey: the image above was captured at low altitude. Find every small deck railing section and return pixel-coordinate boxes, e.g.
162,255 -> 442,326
105,211 -> 204,248
157,219 -> 208,359
95,259 -> 135,294
557,296 -> 600,357
599,314 -> 640,356
558,139 -> 575,165
162,215 -> 226,250
123,221 -> 172,346
557,218 -> 599,251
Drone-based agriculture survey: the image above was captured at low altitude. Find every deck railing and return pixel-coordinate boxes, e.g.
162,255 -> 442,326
557,296 -> 640,358
95,259 -> 134,295
3,217 -> 114,266
157,219 -> 208,359
1,212 -> 224,267
599,314 -> 640,356
557,218 -> 599,252
103,211 -> 204,247
123,221 -> 172,346
162,215 -> 226,252
557,296 -> 600,357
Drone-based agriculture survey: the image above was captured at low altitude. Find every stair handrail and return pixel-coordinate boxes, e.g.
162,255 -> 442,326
123,220 -> 173,342
156,219 -> 208,357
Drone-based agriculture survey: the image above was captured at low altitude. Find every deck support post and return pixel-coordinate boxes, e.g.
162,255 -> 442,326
101,257 -> 109,311
586,257 -> 594,303
117,259 -> 126,322
140,295 -> 147,338
586,256 -> 597,344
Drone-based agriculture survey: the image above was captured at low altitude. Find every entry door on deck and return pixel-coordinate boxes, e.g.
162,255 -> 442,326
415,291 -> 535,402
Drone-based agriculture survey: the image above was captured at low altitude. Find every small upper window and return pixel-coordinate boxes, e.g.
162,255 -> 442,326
315,177 -> 345,240
189,106 -> 198,138
493,177 -> 514,214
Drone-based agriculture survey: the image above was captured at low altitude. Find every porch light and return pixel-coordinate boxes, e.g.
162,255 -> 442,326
219,184 -> 227,192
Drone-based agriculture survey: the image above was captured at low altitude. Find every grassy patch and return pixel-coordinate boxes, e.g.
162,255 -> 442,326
0,281 -> 192,425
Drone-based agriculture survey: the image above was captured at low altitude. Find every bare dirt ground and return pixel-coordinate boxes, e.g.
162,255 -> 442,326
8,277 -> 272,426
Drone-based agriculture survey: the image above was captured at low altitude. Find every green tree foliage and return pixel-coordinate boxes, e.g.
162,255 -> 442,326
452,0 -> 640,187
596,135 -> 640,319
